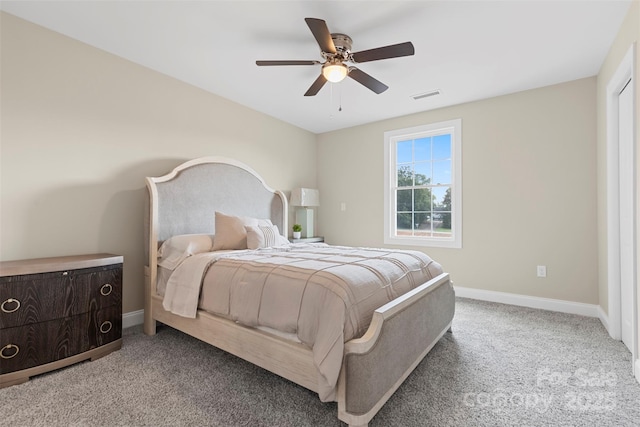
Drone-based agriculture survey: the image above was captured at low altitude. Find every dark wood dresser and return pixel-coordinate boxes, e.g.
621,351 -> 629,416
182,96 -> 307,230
0,253 -> 123,388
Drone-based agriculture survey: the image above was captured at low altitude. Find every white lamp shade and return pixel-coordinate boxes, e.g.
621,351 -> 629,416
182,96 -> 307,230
290,188 -> 320,207
322,63 -> 348,83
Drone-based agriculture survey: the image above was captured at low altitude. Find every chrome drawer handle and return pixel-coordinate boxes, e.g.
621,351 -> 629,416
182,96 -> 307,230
1,298 -> 21,313
100,321 -> 113,334
100,283 -> 113,296
0,344 -> 19,359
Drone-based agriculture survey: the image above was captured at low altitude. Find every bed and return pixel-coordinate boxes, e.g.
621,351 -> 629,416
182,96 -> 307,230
144,157 -> 455,427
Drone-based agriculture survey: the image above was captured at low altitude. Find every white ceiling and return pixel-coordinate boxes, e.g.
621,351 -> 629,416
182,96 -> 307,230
1,0 -> 632,134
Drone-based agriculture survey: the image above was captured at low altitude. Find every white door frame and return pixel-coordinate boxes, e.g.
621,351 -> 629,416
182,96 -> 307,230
606,43 -> 638,380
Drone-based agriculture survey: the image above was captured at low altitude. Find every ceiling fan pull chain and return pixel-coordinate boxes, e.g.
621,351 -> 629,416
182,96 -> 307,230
329,82 -> 333,117
339,84 -> 343,112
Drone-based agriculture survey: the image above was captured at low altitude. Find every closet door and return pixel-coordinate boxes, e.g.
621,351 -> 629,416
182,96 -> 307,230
618,78 -> 634,352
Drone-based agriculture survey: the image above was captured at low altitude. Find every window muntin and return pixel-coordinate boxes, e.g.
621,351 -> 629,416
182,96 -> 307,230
384,119 -> 461,248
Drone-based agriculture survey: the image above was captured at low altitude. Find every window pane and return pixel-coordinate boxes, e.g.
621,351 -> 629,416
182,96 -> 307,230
436,212 -> 452,235
432,186 -> 450,209
414,212 -> 430,233
414,162 -> 431,185
414,137 -> 431,161
413,188 -> 432,212
432,160 -> 451,185
397,189 -> 412,211
433,134 -> 451,159
397,140 -> 413,163
397,213 -> 412,235
397,165 -> 413,187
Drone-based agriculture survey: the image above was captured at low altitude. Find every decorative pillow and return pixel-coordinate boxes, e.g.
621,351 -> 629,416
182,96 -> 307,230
245,225 -> 290,249
212,212 -> 273,250
158,234 -> 214,270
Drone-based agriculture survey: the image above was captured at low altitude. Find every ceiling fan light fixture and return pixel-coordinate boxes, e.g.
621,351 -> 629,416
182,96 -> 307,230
322,62 -> 348,83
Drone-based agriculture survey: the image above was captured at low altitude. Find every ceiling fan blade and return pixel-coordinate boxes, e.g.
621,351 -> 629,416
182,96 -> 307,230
256,60 -> 319,66
305,18 -> 336,54
351,41 -> 415,63
304,74 -> 328,96
348,67 -> 388,94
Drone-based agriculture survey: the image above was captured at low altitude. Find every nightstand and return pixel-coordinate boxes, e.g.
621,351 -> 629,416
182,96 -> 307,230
290,236 -> 324,243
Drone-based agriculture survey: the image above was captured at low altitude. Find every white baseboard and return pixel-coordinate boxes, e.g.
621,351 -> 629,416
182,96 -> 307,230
122,309 -> 144,329
454,286 -> 599,318
635,359 -> 640,385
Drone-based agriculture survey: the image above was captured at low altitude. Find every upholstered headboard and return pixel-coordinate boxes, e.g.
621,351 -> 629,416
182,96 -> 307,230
145,157 -> 288,271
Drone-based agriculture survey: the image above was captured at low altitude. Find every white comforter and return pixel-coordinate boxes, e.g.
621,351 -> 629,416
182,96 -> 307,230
162,243 -> 443,401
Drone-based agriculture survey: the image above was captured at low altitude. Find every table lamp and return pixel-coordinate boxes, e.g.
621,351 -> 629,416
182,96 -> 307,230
290,188 -> 319,238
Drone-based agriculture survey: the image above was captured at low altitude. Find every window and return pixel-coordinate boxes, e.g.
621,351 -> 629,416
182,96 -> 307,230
384,119 -> 462,248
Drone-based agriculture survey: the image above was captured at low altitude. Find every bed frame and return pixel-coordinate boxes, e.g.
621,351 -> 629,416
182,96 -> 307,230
144,157 -> 455,427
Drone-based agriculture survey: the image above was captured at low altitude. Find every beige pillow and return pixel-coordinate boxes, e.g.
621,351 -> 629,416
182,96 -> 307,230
212,212 -> 272,250
246,225 -> 289,249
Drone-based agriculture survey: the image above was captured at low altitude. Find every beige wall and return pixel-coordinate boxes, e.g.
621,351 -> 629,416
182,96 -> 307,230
317,77 -> 598,304
0,13 -> 317,313
2,7 -> 634,317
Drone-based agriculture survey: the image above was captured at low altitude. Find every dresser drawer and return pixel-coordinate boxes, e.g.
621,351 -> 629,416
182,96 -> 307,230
0,264 -> 122,329
0,305 -> 121,374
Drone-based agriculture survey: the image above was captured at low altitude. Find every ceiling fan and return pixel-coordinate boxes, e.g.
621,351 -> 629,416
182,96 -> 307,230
256,18 -> 415,96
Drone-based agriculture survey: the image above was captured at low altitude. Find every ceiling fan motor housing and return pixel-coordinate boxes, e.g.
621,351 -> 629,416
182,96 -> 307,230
327,33 -> 353,61
331,33 -> 352,51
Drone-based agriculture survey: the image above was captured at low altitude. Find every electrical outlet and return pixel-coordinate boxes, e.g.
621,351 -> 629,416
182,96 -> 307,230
340,202 -> 346,212
537,265 -> 547,278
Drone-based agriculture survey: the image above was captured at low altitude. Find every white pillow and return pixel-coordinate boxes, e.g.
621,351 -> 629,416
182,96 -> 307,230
212,212 -> 273,250
158,234 -> 214,270
245,225 -> 290,249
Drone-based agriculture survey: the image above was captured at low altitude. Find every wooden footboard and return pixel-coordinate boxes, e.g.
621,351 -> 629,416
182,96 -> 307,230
337,273 -> 455,427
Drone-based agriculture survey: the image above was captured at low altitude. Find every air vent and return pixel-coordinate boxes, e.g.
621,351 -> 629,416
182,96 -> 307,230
411,90 -> 441,100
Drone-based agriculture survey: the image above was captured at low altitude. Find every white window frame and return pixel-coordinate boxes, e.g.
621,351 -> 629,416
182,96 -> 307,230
384,119 -> 462,248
